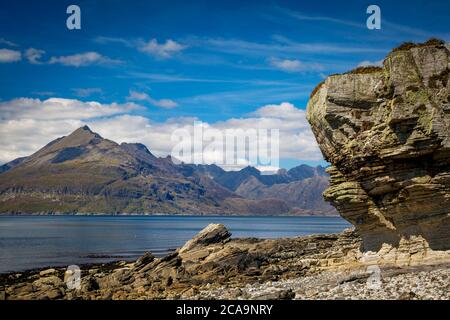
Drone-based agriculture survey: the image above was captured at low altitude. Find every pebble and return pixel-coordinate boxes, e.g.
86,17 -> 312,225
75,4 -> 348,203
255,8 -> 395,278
197,267 -> 450,300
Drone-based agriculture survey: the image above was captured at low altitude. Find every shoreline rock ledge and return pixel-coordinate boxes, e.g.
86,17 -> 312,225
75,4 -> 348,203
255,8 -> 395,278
306,39 -> 450,264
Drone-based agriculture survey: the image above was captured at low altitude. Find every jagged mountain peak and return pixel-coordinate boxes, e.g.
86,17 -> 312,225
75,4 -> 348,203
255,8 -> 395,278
240,166 -> 260,175
80,125 -> 93,132
63,126 -> 103,145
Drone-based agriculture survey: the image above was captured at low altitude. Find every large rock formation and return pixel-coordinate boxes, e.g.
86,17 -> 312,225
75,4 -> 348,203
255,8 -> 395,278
307,40 -> 450,252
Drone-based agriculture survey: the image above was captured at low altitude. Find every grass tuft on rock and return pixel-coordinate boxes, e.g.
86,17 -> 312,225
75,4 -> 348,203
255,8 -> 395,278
391,38 -> 446,53
345,66 -> 383,75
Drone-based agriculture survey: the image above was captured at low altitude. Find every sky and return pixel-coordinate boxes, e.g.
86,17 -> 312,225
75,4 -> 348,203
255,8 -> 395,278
0,0 -> 449,170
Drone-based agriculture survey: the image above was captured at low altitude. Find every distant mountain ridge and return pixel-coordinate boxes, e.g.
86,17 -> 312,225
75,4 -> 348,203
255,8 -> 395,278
0,126 -> 336,215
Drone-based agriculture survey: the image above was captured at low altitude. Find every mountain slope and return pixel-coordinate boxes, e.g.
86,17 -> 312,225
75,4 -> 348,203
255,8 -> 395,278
0,126 -> 336,215
0,126 -> 232,214
235,175 -> 336,215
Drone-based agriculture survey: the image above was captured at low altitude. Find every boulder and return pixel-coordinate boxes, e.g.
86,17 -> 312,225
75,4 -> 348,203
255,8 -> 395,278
133,252 -> 155,270
179,224 -> 231,253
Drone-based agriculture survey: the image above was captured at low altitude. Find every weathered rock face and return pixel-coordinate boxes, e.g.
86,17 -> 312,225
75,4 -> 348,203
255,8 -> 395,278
307,41 -> 450,252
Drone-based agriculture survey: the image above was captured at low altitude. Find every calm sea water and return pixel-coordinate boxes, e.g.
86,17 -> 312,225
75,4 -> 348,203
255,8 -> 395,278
0,215 -> 350,274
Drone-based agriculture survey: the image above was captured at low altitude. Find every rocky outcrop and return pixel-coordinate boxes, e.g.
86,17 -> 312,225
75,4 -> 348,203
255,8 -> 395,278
3,224 -> 449,300
179,224 -> 231,253
2,224 -> 363,300
307,40 -> 450,253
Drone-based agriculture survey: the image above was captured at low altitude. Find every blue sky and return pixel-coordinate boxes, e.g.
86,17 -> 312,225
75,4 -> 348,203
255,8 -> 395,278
0,0 -> 449,169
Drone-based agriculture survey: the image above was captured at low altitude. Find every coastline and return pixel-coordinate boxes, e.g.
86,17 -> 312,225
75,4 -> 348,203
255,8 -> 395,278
0,212 -> 340,217
2,225 -> 449,300
0,215 -> 349,275
0,260 -> 132,287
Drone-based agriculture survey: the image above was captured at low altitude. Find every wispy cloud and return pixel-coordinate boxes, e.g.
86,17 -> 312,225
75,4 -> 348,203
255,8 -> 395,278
32,91 -> 56,97
9,46 -> 124,67
279,8 -> 364,29
94,36 -> 186,59
189,36 -> 388,57
0,38 -> 17,47
177,85 -> 312,112
127,90 -> 178,109
72,88 -> 103,98
95,34 -> 383,65
49,52 -> 123,67
138,38 -> 186,59
25,48 -> 45,64
275,7 -> 450,41
93,36 -> 134,47
126,72 -> 301,86
382,19 -> 450,39
0,48 -> 21,63
269,57 -> 324,73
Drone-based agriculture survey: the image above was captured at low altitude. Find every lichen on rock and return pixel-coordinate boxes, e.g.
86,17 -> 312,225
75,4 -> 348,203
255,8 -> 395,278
306,40 -> 450,254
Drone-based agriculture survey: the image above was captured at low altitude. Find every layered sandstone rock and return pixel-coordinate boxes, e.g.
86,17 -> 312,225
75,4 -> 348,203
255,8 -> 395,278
307,40 -> 450,253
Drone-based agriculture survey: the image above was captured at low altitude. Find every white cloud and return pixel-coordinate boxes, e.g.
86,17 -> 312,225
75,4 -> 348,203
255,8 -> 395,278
49,52 -> 123,67
213,102 -> 318,161
251,102 -> 308,122
25,48 -> 45,64
269,57 -> 324,72
0,98 -> 143,163
93,36 -> 133,47
0,98 -> 142,121
89,104 -> 321,169
94,36 -> 186,59
138,39 -> 185,59
95,102 -> 322,168
127,90 -> 178,109
270,58 -> 303,72
0,98 -> 322,168
0,48 -> 21,63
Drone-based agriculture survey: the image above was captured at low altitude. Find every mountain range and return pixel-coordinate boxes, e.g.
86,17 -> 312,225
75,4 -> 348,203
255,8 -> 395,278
0,126 -> 336,215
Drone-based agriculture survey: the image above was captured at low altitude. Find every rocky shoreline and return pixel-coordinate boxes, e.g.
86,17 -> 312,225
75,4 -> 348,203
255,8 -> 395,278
1,224 -> 448,300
